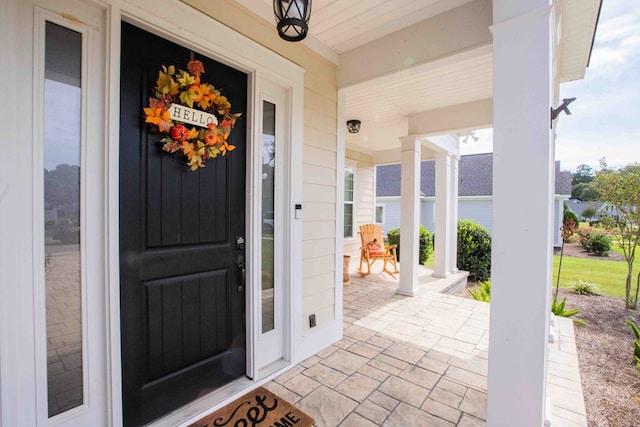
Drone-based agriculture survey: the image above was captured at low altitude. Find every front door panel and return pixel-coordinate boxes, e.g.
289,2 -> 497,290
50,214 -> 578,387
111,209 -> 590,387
119,22 -> 247,426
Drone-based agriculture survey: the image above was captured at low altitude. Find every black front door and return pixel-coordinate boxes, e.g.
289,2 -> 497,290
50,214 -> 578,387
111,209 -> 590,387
119,22 -> 247,426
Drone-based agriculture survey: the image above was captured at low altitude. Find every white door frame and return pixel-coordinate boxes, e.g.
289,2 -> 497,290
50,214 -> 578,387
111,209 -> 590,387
252,79 -> 292,374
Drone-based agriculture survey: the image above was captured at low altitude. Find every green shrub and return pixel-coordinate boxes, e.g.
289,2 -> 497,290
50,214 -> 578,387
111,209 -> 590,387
551,295 -> 586,325
577,227 -> 592,249
571,280 -> 598,295
418,226 -> 433,264
469,280 -> 491,302
457,220 -> 492,281
386,225 -> 433,265
387,228 -> 400,254
585,233 -> 611,256
624,319 -> 640,374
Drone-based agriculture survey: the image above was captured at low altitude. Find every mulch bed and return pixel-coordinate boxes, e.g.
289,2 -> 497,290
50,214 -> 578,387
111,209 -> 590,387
553,238 -> 626,261
558,289 -> 640,427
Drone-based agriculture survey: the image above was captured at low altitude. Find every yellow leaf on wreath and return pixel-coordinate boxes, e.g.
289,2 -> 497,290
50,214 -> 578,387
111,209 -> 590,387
156,70 -> 179,96
180,141 -> 195,160
177,70 -> 195,87
187,152 -> 205,170
180,90 -> 198,108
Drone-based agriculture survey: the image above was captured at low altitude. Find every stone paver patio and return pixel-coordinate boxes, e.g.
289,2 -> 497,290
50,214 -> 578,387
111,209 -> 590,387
265,268 -> 587,426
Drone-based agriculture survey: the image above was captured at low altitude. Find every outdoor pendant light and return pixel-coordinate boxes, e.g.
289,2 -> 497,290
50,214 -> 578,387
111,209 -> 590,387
346,120 -> 361,133
274,0 -> 312,42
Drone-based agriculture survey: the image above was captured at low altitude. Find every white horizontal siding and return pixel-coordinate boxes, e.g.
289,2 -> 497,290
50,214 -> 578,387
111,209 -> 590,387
459,199 -> 493,232
303,220 -> 336,241
378,199 -> 401,234
343,240 -> 361,261
379,197 -> 492,234
421,201 -> 435,233
302,238 -> 335,259
354,161 -> 374,228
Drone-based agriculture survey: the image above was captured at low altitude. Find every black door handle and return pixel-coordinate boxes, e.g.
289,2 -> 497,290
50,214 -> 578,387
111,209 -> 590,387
236,254 -> 245,292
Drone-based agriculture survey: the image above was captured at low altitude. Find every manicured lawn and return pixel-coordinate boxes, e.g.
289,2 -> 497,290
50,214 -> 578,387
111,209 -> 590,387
552,254 -> 637,299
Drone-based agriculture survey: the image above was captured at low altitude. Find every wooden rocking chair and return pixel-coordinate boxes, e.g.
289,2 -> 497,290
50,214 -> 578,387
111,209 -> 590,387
357,224 -> 399,276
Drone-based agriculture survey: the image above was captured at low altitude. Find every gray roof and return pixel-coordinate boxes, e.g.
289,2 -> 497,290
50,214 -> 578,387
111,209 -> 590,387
376,153 -> 572,197
565,200 -> 603,217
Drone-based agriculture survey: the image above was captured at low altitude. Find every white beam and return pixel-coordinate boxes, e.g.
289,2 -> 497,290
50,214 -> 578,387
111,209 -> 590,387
338,0 -> 493,89
487,1 -> 555,426
420,134 -> 460,156
371,134 -> 458,165
397,137 -> 421,296
409,98 -> 493,136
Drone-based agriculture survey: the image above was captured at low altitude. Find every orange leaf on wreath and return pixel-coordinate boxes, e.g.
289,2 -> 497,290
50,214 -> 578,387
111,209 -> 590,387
187,60 -> 205,77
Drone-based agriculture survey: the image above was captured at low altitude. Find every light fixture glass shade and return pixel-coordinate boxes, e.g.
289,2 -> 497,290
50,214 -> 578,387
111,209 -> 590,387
274,0 -> 312,42
346,119 -> 361,133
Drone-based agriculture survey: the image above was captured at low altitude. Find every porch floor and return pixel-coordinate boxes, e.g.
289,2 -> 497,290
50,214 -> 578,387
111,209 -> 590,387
264,268 -> 587,427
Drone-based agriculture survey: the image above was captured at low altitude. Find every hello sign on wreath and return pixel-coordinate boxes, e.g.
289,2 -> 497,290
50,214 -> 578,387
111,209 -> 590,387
143,60 -> 242,171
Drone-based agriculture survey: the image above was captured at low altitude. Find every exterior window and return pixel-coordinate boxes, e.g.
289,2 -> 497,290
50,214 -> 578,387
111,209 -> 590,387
344,168 -> 354,238
375,204 -> 385,224
44,21 -> 83,417
262,101 -> 276,333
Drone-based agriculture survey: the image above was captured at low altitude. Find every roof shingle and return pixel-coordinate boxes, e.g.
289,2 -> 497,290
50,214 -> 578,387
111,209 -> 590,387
376,153 -> 571,197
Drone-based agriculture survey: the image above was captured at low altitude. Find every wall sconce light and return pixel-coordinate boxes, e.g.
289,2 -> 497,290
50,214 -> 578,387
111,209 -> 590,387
273,0 -> 312,42
346,119 -> 361,133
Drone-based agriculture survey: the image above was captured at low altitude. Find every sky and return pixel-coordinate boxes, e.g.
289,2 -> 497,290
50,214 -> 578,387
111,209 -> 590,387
461,0 -> 640,173
45,79 -> 81,170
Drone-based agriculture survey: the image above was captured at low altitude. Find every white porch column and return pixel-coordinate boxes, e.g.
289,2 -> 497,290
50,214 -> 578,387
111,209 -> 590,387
449,155 -> 459,273
433,153 -> 453,278
487,1 -> 555,426
397,137 -> 421,297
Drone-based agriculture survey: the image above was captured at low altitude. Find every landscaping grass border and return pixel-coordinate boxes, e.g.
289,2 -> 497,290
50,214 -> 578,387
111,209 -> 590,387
553,253 -> 639,299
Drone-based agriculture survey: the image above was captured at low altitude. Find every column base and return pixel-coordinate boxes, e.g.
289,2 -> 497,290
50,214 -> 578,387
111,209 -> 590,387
432,272 -> 451,279
396,287 -> 418,297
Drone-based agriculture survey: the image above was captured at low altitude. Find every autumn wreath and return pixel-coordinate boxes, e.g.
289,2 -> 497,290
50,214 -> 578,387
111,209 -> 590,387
143,60 -> 242,171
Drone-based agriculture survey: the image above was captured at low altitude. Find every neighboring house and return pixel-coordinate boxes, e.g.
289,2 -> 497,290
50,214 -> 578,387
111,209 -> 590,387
566,199 -> 603,220
0,1 -> 600,426
375,153 -> 572,247
566,199 -> 621,222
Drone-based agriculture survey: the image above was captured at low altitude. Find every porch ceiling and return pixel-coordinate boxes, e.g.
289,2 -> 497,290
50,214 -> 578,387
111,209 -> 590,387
344,50 -> 492,154
242,0 -> 476,57
233,0 -> 601,156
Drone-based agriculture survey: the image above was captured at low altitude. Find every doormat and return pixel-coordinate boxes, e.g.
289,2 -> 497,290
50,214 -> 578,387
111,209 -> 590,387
189,387 -> 315,427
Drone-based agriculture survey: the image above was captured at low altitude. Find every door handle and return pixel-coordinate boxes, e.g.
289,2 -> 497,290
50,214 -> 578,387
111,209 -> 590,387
236,254 -> 245,292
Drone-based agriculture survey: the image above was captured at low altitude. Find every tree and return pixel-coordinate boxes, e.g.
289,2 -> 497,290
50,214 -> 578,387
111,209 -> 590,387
594,161 -> 640,309
571,164 -> 597,201
581,206 -> 597,222
571,182 -> 598,201
572,164 -> 595,185
44,164 -> 80,212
